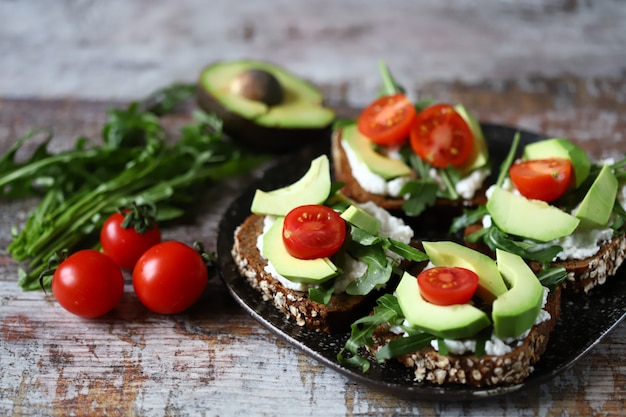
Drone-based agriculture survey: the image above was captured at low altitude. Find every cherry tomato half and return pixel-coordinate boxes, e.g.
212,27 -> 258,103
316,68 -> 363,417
417,266 -> 479,306
132,241 -> 208,314
282,204 -> 347,260
509,158 -> 572,202
100,210 -> 161,270
409,104 -> 474,168
357,93 -> 417,146
52,249 -> 124,318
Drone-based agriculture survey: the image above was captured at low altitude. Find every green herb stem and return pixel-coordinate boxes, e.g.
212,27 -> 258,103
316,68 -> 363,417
3,83 -> 265,290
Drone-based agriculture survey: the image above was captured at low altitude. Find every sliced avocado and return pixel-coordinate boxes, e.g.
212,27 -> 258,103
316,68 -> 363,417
396,271 -> 491,340
454,105 -> 490,174
487,186 -> 580,242
262,217 -> 339,284
575,164 -> 618,228
251,155 -> 331,217
197,60 -> 335,151
492,249 -> 544,338
340,204 -> 381,235
523,138 -> 591,188
421,241 -> 508,303
341,123 -> 412,180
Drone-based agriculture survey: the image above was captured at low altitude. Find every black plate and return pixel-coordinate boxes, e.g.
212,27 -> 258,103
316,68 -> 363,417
216,123 -> 626,400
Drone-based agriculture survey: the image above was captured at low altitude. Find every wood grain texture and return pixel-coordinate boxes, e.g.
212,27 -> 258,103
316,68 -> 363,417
1,76 -> 625,416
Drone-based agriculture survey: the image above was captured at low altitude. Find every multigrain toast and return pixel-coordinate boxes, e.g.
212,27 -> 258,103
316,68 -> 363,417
367,286 -> 561,387
231,214 -> 382,333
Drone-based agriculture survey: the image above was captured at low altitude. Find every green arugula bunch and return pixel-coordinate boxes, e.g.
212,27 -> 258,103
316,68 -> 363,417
1,83 -> 266,290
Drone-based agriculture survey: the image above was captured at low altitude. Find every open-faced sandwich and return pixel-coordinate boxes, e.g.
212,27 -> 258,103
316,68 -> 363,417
451,134 -> 626,293
338,241 -> 566,387
231,154 -> 428,333
331,62 -> 491,220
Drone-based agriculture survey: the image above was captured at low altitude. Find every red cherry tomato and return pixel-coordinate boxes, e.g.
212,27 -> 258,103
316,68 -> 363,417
417,266 -> 479,306
357,93 -> 417,146
509,158 -> 573,202
52,249 -> 124,318
409,104 -> 474,168
100,210 -> 161,270
282,204 -> 347,260
132,241 -> 208,314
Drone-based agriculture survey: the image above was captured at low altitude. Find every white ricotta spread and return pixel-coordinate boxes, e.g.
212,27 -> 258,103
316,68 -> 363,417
547,227 -> 614,261
256,202 -> 413,293
455,168 -> 490,200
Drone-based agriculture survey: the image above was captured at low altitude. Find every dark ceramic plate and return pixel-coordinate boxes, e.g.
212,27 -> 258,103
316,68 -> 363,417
216,124 -> 626,400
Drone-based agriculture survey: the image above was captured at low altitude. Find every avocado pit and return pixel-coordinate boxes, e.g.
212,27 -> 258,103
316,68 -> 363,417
230,68 -> 284,106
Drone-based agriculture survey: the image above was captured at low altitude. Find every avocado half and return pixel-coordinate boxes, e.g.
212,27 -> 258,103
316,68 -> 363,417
197,60 -> 335,152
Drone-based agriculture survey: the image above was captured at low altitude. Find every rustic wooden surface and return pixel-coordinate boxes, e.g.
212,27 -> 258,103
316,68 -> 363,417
1,1 -> 626,416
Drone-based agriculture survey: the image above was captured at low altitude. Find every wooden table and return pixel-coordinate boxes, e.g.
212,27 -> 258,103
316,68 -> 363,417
1,1 -> 625,416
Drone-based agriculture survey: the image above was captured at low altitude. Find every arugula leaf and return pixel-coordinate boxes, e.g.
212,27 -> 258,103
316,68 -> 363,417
483,226 -> 562,264
337,294 -> 405,371
386,239 -> 429,263
308,279 -> 335,304
400,179 -> 439,216
537,266 -> 568,289
449,205 -> 488,234
496,131 -> 521,187
377,60 -> 405,96
345,241 -> 393,296
375,332 -> 435,362
343,226 -> 428,295
437,166 -> 460,200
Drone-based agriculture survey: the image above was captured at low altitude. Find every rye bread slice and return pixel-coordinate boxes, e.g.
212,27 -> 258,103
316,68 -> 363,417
464,223 -> 626,294
368,286 -> 561,387
231,214 -> 381,333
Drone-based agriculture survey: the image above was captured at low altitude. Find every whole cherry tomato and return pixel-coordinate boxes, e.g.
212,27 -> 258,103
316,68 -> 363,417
100,205 -> 161,270
52,249 -> 124,318
132,241 -> 208,314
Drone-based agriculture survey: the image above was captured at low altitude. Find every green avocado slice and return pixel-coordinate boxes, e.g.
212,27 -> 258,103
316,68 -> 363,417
396,271 -> 491,340
575,164 -> 618,228
341,123 -> 412,180
250,155 -> 331,217
492,249 -> 545,339
487,186 -> 580,242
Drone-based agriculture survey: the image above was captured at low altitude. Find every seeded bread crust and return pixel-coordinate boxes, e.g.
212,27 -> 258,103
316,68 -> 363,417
330,128 -> 489,212
368,286 -> 561,387
464,224 -> 626,293
231,214 -> 380,333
